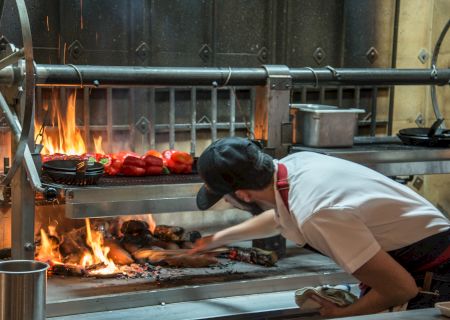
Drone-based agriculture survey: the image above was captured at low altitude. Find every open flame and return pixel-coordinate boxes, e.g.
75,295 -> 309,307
36,89 -> 104,155
36,218 -> 119,275
82,218 -> 117,275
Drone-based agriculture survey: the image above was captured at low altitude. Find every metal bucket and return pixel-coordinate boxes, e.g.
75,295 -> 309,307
0,260 -> 49,320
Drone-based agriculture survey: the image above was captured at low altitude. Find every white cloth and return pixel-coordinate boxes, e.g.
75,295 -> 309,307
273,152 -> 450,274
295,285 -> 358,310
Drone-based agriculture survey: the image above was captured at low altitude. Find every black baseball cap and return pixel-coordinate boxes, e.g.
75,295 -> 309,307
196,137 -> 274,210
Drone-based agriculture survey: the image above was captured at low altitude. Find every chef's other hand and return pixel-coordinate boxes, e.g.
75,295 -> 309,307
310,294 -> 344,317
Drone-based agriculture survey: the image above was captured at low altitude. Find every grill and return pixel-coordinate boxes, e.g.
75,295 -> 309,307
1,3 -> 450,318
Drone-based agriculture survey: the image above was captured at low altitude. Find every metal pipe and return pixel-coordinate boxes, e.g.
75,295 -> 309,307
33,64 -> 450,87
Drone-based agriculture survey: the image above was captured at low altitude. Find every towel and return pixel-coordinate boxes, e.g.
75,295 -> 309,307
295,285 -> 358,310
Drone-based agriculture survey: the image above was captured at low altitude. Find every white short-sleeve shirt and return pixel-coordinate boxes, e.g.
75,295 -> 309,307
273,152 -> 450,274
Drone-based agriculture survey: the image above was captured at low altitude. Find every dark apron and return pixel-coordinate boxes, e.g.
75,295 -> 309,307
387,228 -> 450,309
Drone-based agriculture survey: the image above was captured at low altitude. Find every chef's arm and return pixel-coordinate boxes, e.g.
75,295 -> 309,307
192,209 -> 281,252
314,249 -> 419,317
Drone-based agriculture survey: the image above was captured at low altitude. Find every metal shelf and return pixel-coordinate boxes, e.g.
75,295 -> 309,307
43,174 -> 203,219
290,137 -> 450,176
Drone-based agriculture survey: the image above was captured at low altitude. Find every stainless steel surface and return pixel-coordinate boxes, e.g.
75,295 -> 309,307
45,249 -> 355,317
0,0 -> 35,188
0,260 -> 48,320
290,140 -> 450,176
255,65 -> 291,158
30,65 -> 450,87
48,290 -> 315,320
293,104 -> 365,147
0,93 -> 44,192
64,182 -> 202,218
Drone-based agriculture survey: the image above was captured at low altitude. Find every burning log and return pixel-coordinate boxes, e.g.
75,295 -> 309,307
132,248 -> 218,268
59,227 -> 89,260
120,220 -> 149,235
104,239 -> 134,265
181,230 -> 202,243
51,263 -> 85,277
153,225 -> 184,242
220,247 -> 278,267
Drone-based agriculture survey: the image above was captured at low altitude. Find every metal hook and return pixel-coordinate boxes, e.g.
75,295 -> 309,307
304,67 -> 319,88
66,64 -> 83,88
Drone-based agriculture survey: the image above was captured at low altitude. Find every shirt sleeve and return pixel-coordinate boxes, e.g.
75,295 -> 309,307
301,207 -> 381,274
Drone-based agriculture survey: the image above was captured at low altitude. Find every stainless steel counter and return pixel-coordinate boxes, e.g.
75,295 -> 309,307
290,137 -> 450,176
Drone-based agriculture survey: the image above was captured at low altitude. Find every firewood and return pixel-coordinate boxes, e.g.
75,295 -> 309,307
221,247 -> 278,267
121,220 -> 149,235
163,254 -> 218,268
153,225 -> 184,242
132,248 -> 218,267
104,239 -> 134,265
59,227 -> 89,258
181,230 -> 202,243
51,263 -> 85,277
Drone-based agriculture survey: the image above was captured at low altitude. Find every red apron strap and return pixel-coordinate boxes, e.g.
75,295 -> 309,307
277,163 -> 289,210
415,244 -> 450,272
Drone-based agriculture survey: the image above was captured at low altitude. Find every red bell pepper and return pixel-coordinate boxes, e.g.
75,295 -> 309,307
142,154 -> 163,167
162,150 -> 194,174
120,165 -> 146,176
123,155 -> 146,168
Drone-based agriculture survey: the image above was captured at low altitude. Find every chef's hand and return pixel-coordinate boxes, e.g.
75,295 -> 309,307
310,294 -> 344,317
189,235 -> 220,254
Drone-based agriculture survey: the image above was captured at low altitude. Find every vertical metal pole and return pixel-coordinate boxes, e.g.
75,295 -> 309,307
83,87 -> 90,150
249,88 -> 255,139
190,87 -> 197,156
370,86 -> 378,136
337,87 -> 343,107
149,88 -> 156,149
11,89 -> 35,259
254,65 -> 291,158
128,88 -> 136,152
106,88 -> 113,153
301,87 -> 307,103
355,86 -> 361,107
319,87 -> 325,104
211,87 -> 217,141
229,88 -> 235,137
169,88 -> 175,149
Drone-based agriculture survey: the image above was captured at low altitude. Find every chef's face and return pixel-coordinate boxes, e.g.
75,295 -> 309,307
223,193 -> 265,215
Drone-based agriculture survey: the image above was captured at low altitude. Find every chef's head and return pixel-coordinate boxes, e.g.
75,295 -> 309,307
196,137 -> 274,213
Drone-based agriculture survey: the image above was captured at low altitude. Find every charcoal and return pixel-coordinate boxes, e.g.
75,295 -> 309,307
153,225 -> 184,242
121,220 -> 149,235
51,264 -> 85,277
181,230 -> 202,243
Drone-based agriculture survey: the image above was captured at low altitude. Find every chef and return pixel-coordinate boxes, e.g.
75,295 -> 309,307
192,136 -> 450,317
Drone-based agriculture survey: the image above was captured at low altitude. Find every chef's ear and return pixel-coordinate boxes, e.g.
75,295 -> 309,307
235,190 -> 252,203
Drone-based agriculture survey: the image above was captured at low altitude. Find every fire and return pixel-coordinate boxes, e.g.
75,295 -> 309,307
36,218 -> 119,275
35,228 -> 62,266
93,135 -> 105,154
83,218 -> 118,275
37,90 -> 87,155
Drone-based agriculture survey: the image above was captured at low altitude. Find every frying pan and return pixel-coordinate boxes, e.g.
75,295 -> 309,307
42,159 -> 104,185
